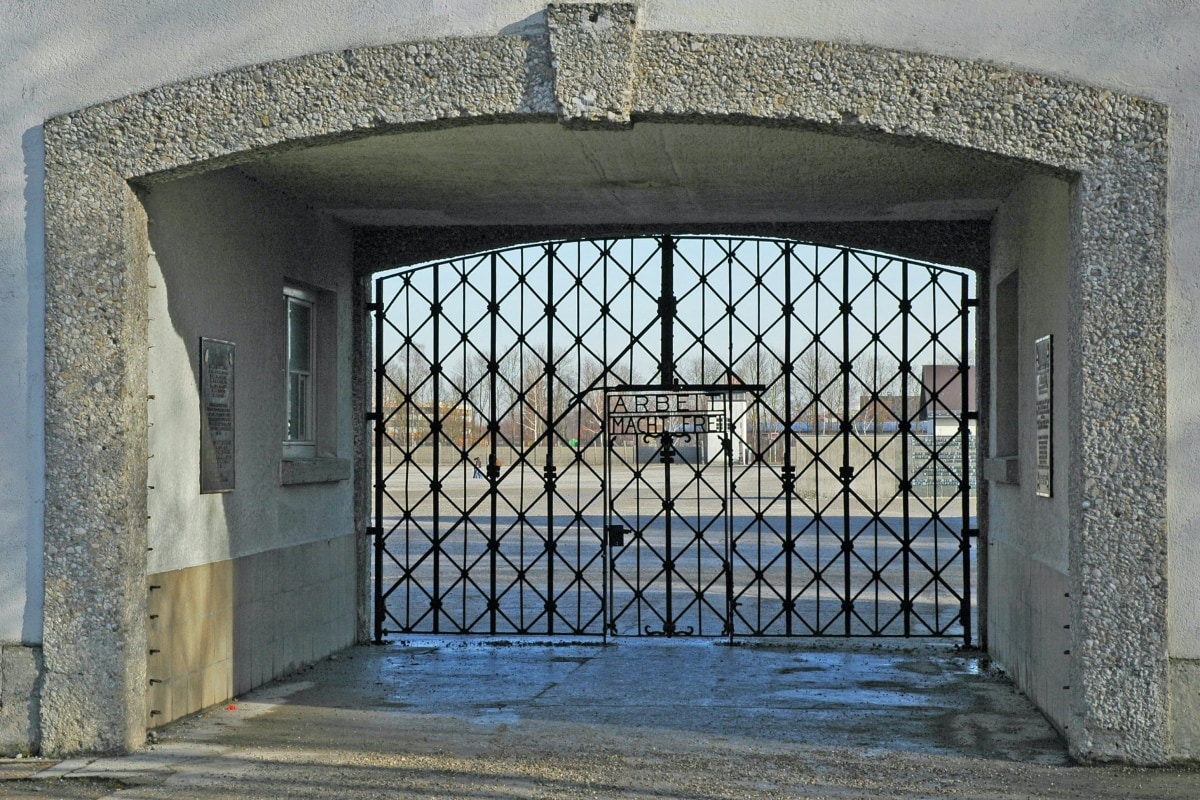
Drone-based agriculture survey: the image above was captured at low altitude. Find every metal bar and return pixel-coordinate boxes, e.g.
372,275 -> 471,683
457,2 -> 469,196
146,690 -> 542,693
870,254 -> 882,634
603,242 -> 611,640
518,249 -> 528,632
727,239 -> 738,638
489,251 -> 499,633
545,241 -> 556,635
753,240 -> 764,635
604,389 -> 611,640
402,275 -> 414,632
784,243 -> 794,637
661,234 -> 675,388
961,272 -> 973,646
811,249 -> 823,631
632,240 -> 646,635
373,276 -> 385,642
664,431 -> 676,634
662,237 -> 675,632
726,240 -> 736,640
610,383 -> 767,394
902,263 -> 911,637
931,266 -> 941,629
431,264 -> 442,634
842,248 -> 853,636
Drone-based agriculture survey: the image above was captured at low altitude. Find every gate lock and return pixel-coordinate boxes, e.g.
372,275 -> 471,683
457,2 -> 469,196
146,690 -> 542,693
605,524 -> 628,548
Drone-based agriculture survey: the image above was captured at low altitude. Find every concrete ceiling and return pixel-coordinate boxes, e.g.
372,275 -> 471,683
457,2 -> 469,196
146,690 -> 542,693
236,121 -> 1030,227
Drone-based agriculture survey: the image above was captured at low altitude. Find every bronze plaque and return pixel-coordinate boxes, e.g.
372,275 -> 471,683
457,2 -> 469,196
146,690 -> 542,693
1035,335 -> 1052,498
200,338 -> 235,493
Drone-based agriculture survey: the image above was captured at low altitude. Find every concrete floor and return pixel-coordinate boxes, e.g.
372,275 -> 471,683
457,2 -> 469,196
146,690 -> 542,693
7,639 -> 1200,798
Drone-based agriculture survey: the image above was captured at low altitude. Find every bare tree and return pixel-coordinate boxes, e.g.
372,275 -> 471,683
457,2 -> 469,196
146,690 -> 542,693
568,352 -> 607,448
850,349 -> 902,429
380,341 -> 434,449
794,345 -> 843,433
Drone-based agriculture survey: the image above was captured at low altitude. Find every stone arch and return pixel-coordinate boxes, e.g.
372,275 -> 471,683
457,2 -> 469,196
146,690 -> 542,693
42,3 -> 1167,760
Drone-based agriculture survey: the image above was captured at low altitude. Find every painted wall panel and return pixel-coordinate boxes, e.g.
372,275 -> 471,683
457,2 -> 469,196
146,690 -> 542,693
144,169 -> 353,572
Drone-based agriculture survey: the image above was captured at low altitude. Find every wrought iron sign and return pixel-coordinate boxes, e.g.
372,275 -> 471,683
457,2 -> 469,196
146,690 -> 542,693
605,390 -> 725,439
371,235 -> 977,644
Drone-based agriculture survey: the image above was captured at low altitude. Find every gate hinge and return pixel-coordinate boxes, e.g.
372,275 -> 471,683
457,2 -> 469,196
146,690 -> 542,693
365,526 -> 382,538
965,528 -> 980,538
366,411 -> 383,422
365,301 -> 383,312
965,298 -> 980,308
965,411 -> 979,421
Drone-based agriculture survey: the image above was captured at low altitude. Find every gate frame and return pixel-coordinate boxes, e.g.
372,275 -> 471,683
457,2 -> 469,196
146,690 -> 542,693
603,383 -> 742,641
41,3 -> 1167,761
370,239 -> 976,644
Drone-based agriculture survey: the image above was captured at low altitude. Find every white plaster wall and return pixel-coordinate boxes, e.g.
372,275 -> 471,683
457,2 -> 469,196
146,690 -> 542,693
144,169 -> 354,571
3,1 -> 1200,652
986,174 -> 1073,731
989,175 -> 1072,572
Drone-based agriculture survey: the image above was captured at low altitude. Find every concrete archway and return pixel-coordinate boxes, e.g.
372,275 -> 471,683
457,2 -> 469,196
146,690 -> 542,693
42,3 -> 1167,760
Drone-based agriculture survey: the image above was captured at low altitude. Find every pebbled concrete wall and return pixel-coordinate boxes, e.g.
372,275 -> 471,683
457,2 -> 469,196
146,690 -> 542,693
39,9 -> 1169,761
0,645 -> 42,756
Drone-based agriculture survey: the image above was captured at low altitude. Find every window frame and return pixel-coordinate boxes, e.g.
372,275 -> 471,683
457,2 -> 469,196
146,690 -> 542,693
284,285 -> 317,458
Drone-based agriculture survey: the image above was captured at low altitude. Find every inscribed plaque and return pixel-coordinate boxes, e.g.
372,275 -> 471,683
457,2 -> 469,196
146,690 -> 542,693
1034,335 -> 1052,497
200,338 -> 236,492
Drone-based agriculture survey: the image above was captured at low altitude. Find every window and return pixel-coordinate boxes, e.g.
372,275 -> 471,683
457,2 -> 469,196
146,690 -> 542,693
285,286 -> 316,456
279,282 -> 350,484
994,271 -> 1019,457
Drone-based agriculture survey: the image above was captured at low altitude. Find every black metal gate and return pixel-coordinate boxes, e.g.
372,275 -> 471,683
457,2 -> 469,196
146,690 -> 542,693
372,236 -> 976,643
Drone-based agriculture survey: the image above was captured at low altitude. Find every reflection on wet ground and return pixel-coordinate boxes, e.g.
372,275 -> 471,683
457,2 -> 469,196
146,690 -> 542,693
29,639 -> 1200,799
318,638 -> 1068,764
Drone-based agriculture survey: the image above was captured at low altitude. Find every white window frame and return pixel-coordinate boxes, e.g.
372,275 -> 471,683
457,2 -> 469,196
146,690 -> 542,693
284,286 -> 317,458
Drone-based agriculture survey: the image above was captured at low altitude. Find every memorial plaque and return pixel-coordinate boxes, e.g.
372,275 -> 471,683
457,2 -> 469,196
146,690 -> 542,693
200,338 -> 235,493
1034,335 -> 1052,498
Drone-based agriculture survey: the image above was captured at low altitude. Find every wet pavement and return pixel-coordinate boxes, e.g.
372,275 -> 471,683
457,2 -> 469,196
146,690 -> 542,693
6,638 -> 1200,798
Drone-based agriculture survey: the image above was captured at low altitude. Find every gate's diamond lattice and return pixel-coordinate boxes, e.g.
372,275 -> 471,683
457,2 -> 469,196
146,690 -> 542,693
372,236 -> 976,643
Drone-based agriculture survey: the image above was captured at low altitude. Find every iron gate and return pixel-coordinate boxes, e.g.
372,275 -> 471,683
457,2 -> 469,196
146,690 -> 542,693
372,236 -> 976,643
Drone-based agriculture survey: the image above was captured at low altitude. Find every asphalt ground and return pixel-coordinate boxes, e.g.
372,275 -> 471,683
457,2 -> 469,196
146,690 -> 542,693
6,638 -> 1200,799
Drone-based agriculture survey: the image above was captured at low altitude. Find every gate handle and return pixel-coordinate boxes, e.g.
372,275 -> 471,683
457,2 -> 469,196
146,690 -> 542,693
605,525 -> 627,548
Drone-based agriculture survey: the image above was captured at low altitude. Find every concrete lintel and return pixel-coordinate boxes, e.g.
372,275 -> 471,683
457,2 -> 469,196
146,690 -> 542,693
547,2 -> 639,128
352,221 -> 992,276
